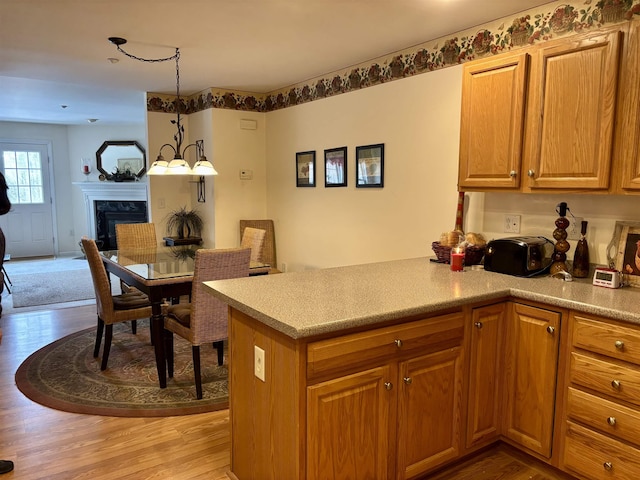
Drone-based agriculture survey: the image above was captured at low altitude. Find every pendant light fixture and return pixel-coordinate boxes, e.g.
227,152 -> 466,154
107,37 -> 218,177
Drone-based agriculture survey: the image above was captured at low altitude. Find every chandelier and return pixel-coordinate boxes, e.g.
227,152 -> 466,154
107,37 -> 218,178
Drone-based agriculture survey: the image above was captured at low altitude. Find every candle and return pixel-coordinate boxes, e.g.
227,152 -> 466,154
450,251 -> 465,272
83,164 -> 90,174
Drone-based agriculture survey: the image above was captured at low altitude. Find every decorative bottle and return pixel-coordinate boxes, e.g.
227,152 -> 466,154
550,202 -> 570,275
572,221 -> 590,278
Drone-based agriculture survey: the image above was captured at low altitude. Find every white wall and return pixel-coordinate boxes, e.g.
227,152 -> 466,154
265,67 -> 464,271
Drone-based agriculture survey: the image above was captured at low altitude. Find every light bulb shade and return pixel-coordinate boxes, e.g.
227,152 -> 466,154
147,159 -> 169,175
192,158 -> 218,176
167,158 -> 192,175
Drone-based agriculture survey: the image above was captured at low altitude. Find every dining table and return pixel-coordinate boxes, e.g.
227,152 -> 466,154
100,244 -> 270,388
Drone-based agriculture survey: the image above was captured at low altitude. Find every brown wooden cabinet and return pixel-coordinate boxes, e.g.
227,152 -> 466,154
502,302 -> 562,458
466,302 -> 506,449
458,26 -> 623,193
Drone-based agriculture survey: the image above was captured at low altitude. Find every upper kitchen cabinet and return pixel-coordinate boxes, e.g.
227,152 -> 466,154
458,52 -> 529,190
523,27 -> 622,192
458,26 -> 623,193
614,19 -> 640,193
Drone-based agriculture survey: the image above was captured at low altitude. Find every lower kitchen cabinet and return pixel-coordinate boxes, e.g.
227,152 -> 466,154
466,302 -> 506,448
502,301 -> 562,458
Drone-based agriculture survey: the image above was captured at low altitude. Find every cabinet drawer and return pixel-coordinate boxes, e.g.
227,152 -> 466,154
564,421 -> 640,480
573,314 -> 640,365
566,387 -> 640,447
307,312 -> 464,379
570,352 -> 640,407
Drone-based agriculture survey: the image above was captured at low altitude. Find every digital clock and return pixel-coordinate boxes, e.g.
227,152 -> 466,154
592,267 -> 623,289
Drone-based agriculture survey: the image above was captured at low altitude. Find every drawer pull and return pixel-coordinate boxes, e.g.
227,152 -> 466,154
607,416 -> 617,426
547,326 -> 555,334
509,170 -> 517,178
615,340 -> 624,350
394,339 -> 403,348
384,382 -> 393,391
603,462 -> 613,471
527,169 -> 535,177
611,380 -> 621,390
403,377 -> 412,385
474,322 -> 483,329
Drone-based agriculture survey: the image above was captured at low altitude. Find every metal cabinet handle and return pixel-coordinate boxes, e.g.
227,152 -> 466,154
509,170 -> 517,178
527,169 -> 535,177
474,322 -> 483,329
403,377 -> 412,385
603,462 -> 613,471
394,339 -> 403,348
607,416 -> 616,426
611,380 -> 621,389
547,326 -> 555,334
384,382 -> 393,391
615,340 -> 624,350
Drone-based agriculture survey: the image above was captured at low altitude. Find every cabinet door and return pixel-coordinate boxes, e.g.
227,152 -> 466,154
523,29 -> 622,190
458,52 -> 529,190
503,302 -> 561,457
466,303 -> 505,448
617,20 -> 640,192
307,365 -> 395,480
396,346 -> 464,479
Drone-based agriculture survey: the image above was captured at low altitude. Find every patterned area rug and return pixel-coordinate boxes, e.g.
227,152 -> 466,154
15,321 -> 228,417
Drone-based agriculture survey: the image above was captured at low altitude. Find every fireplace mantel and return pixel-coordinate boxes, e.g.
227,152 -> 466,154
74,182 -> 149,240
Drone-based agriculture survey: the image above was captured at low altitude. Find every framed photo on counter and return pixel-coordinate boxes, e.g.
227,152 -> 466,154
324,146 -> 347,187
296,151 -> 316,187
356,143 -> 384,188
610,221 -> 640,287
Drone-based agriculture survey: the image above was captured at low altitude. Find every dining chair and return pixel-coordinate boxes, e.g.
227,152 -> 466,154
81,236 -> 153,371
240,219 -> 281,274
115,222 -> 157,300
240,226 -> 266,264
164,247 -> 251,399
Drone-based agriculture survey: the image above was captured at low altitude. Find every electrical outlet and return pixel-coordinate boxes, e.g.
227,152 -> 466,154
280,262 -> 287,272
254,345 -> 265,382
504,214 -> 521,234
567,216 -> 584,241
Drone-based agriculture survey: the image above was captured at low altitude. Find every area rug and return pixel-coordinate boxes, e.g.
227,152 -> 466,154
15,321 -> 228,417
10,268 -> 119,308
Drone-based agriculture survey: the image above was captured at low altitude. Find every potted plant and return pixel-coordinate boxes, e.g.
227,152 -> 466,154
166,207 -> 204,239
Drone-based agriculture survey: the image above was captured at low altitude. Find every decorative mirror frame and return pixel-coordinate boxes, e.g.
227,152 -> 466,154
96,140 -> 147,180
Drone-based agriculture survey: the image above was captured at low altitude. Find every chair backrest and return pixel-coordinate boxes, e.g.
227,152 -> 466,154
240,227 -> 266,263
190,247 -> 251,344
81,236 -> 115,319
115,223 -> 157,250
240,220 -> 277,266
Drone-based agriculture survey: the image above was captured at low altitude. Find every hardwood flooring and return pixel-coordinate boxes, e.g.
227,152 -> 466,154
0,304 -> 573,479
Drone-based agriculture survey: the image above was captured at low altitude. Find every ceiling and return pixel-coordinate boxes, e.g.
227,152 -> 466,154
0,0 -> 553,125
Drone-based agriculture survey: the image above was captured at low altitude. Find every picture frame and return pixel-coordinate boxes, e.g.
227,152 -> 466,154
324,146 -> 347,187
356,143 -> 384,188
296,151 -> 316,187
609,221 -> 640,287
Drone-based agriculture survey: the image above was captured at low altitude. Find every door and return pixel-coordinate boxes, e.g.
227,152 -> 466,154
0,142 -> 54,257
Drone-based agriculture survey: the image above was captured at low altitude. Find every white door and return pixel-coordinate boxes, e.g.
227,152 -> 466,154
0,143 -> 55,258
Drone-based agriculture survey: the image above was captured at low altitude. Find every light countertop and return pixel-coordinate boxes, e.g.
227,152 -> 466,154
204,257 -> 640,340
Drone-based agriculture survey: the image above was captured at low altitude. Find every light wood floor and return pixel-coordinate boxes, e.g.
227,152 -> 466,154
0,304 -> 574,479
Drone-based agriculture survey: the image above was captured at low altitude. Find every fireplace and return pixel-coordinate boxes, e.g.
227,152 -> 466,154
74,182 -> 149,250
95,201 -> 148,250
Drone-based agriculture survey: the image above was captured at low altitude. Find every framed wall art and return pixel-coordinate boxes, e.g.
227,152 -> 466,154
296,151 -> 316,187
324,146 -> 347,187
356,143 -> 384,188
608,221 -> 640,287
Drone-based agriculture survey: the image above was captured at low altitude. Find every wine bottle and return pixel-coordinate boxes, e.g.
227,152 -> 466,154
572,220 -> 590,278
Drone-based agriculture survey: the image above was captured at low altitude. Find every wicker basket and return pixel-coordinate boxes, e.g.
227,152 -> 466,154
431,241 -> 486,265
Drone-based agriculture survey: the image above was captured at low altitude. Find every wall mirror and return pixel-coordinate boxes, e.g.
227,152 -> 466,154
96,140 -> 146,179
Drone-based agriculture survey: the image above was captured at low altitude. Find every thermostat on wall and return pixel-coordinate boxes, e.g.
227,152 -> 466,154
592,267 -> 623,289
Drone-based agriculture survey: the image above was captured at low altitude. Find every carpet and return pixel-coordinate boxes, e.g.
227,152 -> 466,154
15,320 -> 229,417
11,268 -> 118,308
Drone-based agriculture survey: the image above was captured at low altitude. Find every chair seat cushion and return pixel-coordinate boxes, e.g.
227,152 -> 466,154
113,291 -> 151,310
166,304 -> 192,327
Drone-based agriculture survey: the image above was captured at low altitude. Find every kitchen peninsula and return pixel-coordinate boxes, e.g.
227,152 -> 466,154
205,258 -> 640,480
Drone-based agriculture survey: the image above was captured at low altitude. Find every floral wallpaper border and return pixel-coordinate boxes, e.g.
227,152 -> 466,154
147,0 -> 640,115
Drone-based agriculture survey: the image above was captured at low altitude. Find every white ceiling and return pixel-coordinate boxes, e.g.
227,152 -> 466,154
0,0 -> 553,125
